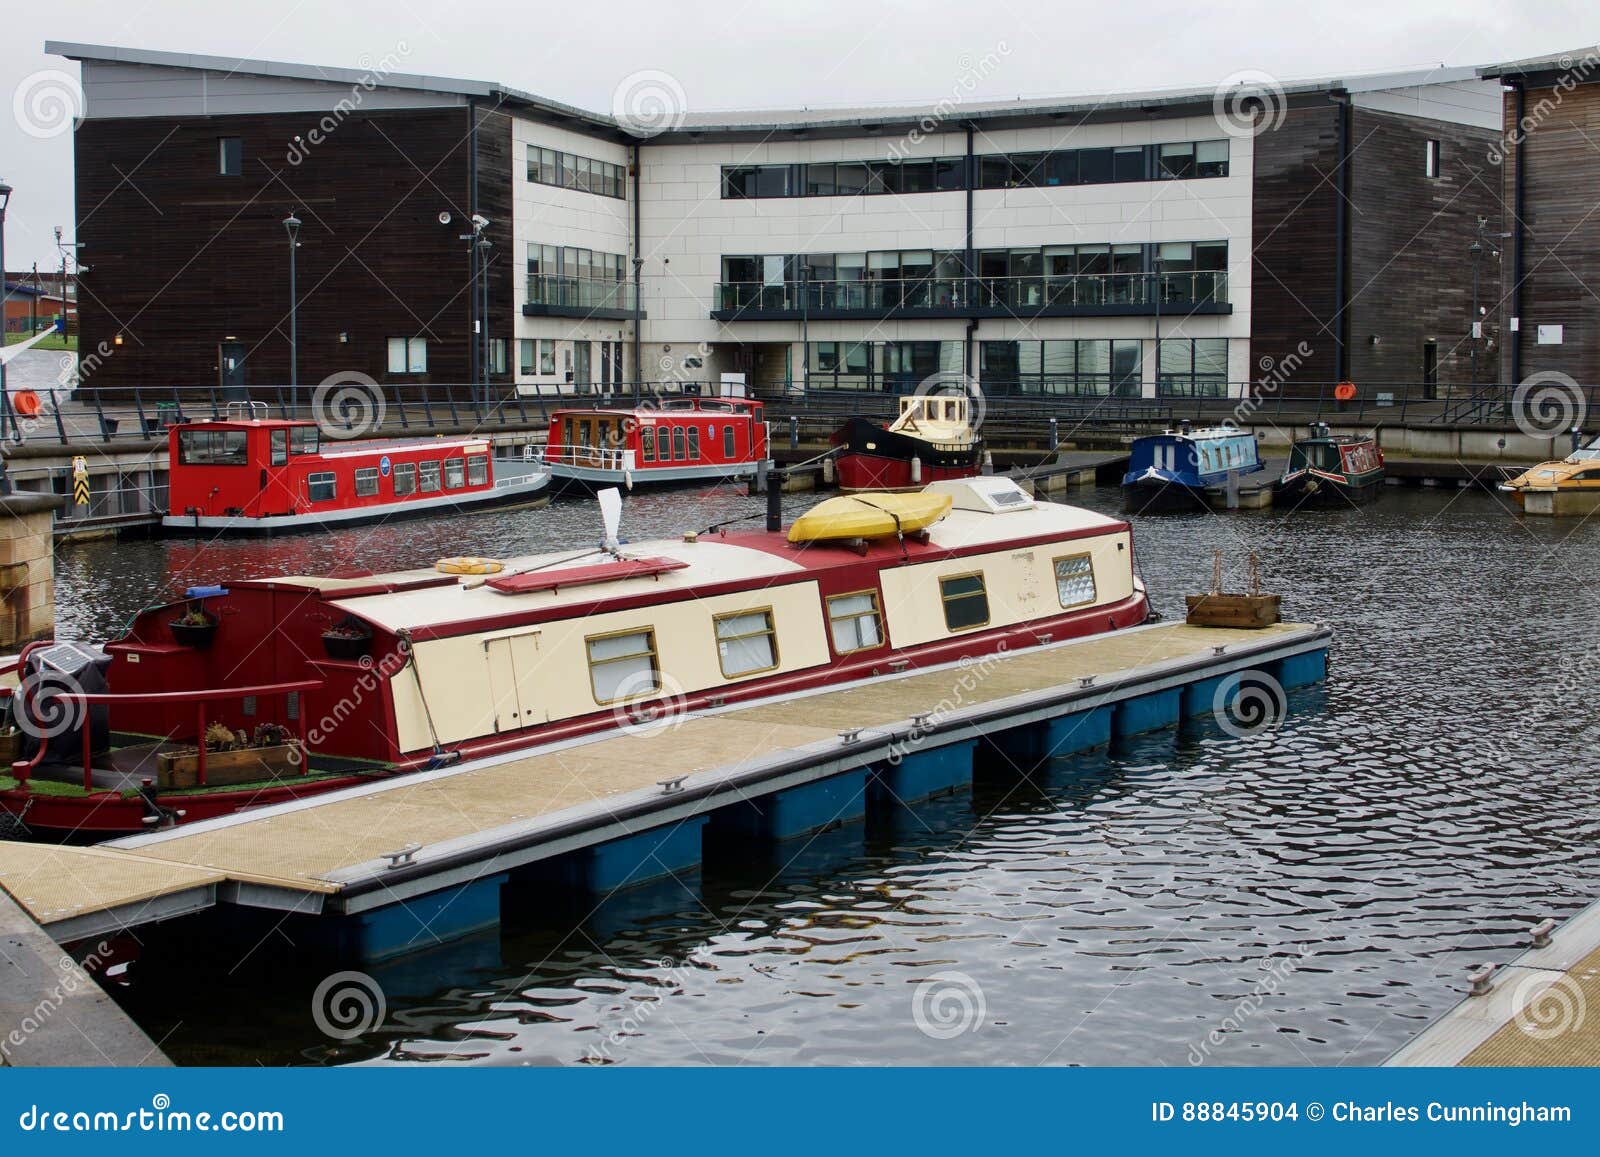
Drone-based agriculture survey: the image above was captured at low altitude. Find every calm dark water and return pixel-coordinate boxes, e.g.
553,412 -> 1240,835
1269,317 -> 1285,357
60,481 -> 1600,1066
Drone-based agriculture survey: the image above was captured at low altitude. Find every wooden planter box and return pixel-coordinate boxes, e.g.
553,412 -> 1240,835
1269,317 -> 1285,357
155,741 -> 302,790
1185,593 -> 1282,629
0,730 -> 20,766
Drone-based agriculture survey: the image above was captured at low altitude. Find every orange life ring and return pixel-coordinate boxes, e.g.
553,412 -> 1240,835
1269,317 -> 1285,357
1333,381 -> 1357,402
12,391 -> 41,417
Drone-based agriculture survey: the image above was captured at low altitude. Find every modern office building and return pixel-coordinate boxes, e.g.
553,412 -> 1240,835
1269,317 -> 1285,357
49,41 -> 1505,399
1479,48 -> 1600,387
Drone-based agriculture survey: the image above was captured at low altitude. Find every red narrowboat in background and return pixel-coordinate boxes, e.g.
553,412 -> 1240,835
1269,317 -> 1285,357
539,394 -> 768,489
162,405 -> 550,534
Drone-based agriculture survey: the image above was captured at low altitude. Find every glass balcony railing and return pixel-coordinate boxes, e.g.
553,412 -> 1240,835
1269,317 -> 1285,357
525,275 -> 638,314
710,271 -> 1228,316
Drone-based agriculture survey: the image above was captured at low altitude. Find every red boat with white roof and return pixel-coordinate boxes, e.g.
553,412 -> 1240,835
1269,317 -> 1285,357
3,477 -> 1148,833
539,394 -> 768,489
162,404 -> 550,534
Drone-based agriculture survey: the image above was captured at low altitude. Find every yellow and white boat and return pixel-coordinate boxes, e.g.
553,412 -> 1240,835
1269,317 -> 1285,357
1500,437 -> 1600,515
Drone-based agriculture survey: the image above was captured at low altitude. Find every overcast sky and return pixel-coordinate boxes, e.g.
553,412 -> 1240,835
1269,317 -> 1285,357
1,0 -> 1591,266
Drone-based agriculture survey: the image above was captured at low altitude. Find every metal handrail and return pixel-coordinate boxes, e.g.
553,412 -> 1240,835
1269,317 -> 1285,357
713,271 -> 1229,313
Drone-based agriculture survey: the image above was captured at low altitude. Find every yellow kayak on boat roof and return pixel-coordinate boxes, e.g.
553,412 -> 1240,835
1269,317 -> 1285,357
787,492 -> 953,543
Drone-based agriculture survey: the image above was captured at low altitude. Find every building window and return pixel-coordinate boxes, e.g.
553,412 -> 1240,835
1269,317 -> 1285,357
1157,338 -> 1229,397
218,137 -> 242,176
981,339 -> 1143,397
519,339 -> 535,375
306,471 -> 337,502
539,339 -> 556,375
1053,554 -> 1097,608
393,462 -> 417,496
467,454 -> 489,486
827,590 -> 883,653
353,467 -> 380,497
526,144 -> 625,199
444,458 -> 466,489
489,339 -> 508,375
939,573 -> 989,631
387,337 -> 427,374
419,461 -> 441,493
1425,138 -> 1441,178
586,629 -> 659,703
714,609 -> 778,678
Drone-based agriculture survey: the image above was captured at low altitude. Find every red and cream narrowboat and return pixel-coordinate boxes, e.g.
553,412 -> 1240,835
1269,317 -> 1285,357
2,477 -> 1148,834
539,396 -> 768,489
832,392 -> 985,492
163,408 -> 550,534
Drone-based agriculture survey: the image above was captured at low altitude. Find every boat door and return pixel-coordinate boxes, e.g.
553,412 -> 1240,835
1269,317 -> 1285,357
218,341 -> 247,396
483,632 -> 542,732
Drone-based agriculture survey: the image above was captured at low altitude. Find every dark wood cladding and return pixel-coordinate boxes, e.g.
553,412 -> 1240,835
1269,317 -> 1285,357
1345,107 -> 1501,387
73,106 -> 479,391
1249,103 -> 1343,392
1497,82 -> 1600,384
1251,100 -> 1501,396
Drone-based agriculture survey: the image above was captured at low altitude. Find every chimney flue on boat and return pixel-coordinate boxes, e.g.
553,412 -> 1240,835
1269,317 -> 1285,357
766,468 -> 784,533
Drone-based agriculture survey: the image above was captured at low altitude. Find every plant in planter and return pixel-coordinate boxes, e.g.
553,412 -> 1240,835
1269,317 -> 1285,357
321,616 -> 373,661
168,602 -> 218,650
156,719 -> 303,789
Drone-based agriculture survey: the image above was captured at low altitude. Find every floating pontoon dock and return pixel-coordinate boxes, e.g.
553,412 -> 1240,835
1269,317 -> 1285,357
0,620 -> 1328,963
1386,897 -> 1600,1066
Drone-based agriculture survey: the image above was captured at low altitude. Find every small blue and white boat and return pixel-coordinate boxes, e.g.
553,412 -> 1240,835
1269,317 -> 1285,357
1122,424 -> 1265,512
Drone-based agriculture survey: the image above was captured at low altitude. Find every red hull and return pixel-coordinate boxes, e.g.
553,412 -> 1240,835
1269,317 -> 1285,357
835,452 -> 980,492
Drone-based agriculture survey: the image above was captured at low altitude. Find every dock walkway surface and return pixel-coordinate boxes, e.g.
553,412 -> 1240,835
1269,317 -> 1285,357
0,620 -> 1328,960
1387,897 -> 1600,1066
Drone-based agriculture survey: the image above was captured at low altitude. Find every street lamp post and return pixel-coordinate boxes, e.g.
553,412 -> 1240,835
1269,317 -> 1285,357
283,210 -> 301,411
1469,215 -> 1512,388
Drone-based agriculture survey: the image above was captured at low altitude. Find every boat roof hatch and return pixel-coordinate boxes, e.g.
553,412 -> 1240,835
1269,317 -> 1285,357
922,477 -> 1035,514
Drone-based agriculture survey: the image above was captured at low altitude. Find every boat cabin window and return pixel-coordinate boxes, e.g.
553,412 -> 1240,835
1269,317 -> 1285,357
270,428 -> 288,467
723,426 -> 737,457
715,609 -> 779,678
419,461 -> 442,493
687,427 -> 701,460
587,628 -> 660,704
827,591 -> 884,653
656,427 -> 670,461
642,430 -> 656,462
1054,554 -> 1097,609
354,467 -> 380,497
467,454 -> 489,486
178,429 -> 249,466
444,459 -> 466,490
394,462 -> 417,496
290,426 -> 319,455
307,471 -> 337,502
673,428 -> 687,461
940,573 -> 990,631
